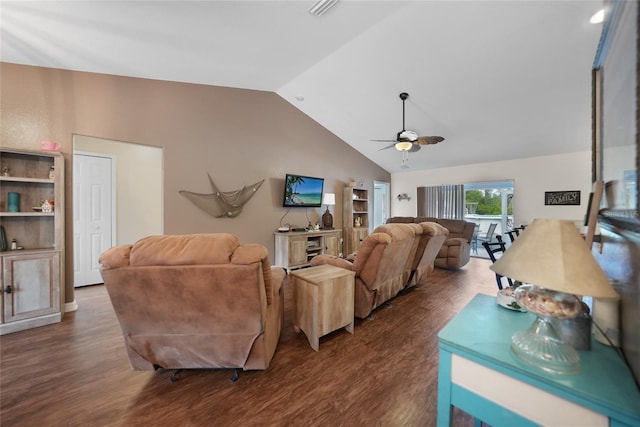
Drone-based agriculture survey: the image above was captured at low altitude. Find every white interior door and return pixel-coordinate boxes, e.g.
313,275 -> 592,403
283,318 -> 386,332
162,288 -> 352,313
73,153 -> 114,287
373,181 -> 390,229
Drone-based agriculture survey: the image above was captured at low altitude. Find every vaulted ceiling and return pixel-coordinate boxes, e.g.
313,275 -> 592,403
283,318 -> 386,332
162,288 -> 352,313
1,1 -> 603,173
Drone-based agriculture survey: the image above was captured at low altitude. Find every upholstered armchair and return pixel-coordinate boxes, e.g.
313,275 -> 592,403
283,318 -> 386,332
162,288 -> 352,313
99,233 -> 285,381
310,223 -> 419,319
387,216 -> 475,269
427,218 -> 475,270
370,223 -> 423,288
409,222 -> 449,286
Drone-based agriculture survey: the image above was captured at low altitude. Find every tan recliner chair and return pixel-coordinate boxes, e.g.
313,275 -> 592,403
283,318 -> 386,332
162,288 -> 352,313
427,218 -> 474,270
408,222 -> 449,286
99,233 -> 285,381
387,216 -> 474,269
310,223 -> 420,319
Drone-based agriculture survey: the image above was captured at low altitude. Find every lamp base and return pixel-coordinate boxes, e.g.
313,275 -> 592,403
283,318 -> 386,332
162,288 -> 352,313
511,316 -> 580,374
322,207 -> 333,230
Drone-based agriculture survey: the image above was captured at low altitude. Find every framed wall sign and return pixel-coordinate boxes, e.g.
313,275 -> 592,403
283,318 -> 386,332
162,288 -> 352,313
544,190 -> 580,206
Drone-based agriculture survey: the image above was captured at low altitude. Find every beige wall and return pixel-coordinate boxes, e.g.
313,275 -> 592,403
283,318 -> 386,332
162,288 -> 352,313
391,151 -> 593,226
0,62 -> 390,305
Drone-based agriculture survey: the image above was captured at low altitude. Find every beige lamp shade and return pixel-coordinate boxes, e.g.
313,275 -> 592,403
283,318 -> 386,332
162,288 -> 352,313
322,193 -> 335,206
490,218 -> 618,298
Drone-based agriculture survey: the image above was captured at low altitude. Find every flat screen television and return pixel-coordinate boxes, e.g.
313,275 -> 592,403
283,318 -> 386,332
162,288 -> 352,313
283,174 -> 324,208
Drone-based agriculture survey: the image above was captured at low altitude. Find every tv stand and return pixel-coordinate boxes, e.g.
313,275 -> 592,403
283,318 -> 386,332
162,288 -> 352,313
274,229 -> 342,272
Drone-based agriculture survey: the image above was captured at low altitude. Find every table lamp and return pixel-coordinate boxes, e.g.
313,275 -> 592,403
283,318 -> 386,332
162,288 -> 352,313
321,193 -> 335,229
490,218 -> 618,374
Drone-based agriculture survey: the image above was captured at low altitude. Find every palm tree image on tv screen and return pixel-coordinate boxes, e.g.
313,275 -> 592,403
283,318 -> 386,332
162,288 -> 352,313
283,174 -> 324,207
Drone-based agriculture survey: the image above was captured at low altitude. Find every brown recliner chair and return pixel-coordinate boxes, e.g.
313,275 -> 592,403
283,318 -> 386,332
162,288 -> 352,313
371,223 -> 424,289
387,216 -> 475,269
371,222 -> 448,288
99,233 -> 285,381
408,222 -> 449,286
310,223 -> 419,319
427,218 -> 474,269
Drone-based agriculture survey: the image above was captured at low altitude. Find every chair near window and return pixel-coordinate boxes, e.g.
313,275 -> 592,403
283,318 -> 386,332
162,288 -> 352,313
477,222 -> 498,245
505,229 -> 519,243
505,225 -> 527,243
471,224 -> 480,254
482,236 -> 513,290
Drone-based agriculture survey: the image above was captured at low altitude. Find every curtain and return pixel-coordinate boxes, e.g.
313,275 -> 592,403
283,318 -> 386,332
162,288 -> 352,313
440,184 -> 465,219
417,186 -> 440,217
417,184 -> 465,219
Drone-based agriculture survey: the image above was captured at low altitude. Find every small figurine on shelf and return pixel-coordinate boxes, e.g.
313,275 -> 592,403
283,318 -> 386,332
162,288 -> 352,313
41,199 -> 52,213
354,217 -> 361,227
2,166 -> 9,176
49,165 -> 55,179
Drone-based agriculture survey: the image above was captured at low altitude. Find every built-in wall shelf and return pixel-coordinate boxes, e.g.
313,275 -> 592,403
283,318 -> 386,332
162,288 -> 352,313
0,147 -> 65,335
343,186 -> 369,255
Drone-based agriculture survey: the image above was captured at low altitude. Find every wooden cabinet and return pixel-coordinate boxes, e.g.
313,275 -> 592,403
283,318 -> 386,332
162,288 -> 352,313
0,148 -> 64,335
274,229 -> 342,272
2,252 -> 61,333
288,236 -> 308,267
324,232 -> 340,257
343,187 -> 369,255
345,228 -> 368,256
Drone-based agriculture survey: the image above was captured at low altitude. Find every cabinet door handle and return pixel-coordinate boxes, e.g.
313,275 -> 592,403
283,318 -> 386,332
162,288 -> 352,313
4,285 -> 11,294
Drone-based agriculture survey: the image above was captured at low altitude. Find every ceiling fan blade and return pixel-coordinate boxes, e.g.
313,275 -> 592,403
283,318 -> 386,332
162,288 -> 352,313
416,136 -> 445,145
378,143 -> 397,151
409,143 -> 421,153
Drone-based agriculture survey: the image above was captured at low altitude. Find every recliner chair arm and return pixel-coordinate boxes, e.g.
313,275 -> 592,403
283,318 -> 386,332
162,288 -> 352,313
309,255 -> 354,270
443,237 -> 467,247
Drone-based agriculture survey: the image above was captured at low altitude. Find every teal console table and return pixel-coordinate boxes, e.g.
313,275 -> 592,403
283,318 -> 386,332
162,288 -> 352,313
437,294 -> 640,427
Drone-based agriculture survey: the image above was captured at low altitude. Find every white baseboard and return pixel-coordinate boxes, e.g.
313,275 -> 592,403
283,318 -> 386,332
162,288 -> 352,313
65,300 -> 78,312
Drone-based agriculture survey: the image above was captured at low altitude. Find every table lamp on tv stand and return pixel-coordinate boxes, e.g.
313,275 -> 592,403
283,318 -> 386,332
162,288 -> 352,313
321,193 -> 335,229
490,218 -> 618,374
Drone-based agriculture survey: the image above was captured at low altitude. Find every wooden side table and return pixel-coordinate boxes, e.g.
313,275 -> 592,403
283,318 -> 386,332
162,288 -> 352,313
437,294 -> 640,427
290,264 -> 355,351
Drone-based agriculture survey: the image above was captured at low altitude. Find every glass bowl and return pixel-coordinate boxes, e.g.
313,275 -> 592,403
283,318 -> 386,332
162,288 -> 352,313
514,284 -> 582,319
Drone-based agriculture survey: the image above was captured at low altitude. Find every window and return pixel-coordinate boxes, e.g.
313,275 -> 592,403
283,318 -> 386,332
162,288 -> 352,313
464,180 -> 514,238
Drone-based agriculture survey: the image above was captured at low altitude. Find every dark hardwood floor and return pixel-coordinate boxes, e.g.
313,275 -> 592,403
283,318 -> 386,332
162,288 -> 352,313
1,258 -> 498,426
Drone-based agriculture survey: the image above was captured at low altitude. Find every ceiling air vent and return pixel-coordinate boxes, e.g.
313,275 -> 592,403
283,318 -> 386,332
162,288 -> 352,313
309,0 -> 338,17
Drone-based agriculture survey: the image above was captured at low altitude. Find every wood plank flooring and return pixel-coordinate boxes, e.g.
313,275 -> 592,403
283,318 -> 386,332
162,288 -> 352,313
1,258 -> 498,426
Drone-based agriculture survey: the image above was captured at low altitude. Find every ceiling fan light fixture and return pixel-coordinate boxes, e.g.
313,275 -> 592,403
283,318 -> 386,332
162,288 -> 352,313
309,0 -> 338,16
395,141 -> 413,151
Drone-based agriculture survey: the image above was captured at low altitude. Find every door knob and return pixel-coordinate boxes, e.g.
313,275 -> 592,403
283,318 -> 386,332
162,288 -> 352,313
4,285 -> 11,294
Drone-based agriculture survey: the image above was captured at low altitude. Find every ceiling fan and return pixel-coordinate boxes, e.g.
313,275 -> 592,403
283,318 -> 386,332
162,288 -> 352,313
371,92 -> 445,154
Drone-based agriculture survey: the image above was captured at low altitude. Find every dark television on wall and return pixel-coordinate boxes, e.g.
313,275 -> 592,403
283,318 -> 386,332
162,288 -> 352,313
282,174 -> 324,208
